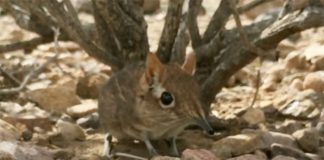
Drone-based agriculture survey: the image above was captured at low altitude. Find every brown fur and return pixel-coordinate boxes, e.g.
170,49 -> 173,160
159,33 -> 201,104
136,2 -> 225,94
98,53 -> 205,141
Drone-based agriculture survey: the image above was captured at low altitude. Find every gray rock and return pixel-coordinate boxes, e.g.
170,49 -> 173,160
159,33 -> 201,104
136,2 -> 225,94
318,147 -> 324,159
279,100 -> 320,119
66,100 -> 98,119
0,150 -> 15,160
305,153 -> 320,160
211,130 -> 270,159
76,73 -> 108,99
26,81 -> 81,113
56,119 -> 86,141
292,128 -> 319,153
76,112 -> 99,129
53,149 -> 75,160
316,122 -> 324,134
242,108 -> 265,125
227,154 -> 266,160
0,119 -> 20,141
254,150 -> 268,160
271,143 -> 311,160
272,155 -> 297,160
277,120 -> 305,134
182,149 -> 221,160
0,141 -> 54,160
269,131 -> 299,149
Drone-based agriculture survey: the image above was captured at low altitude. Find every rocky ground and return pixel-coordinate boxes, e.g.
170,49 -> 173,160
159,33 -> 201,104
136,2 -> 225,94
1,0 -> 324,160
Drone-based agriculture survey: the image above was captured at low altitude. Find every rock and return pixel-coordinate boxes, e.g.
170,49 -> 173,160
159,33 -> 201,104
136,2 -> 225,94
279,99 -> 320,119
56,119 -> 86,141
318,147 -> 324,159
143,0 -> 160,14
276,120 -> 305,134
305,153 -> 320,160
269,132 -> 298,149
303,71 -> 324,92
261,65 -> 286,91
290,79 -> 303,91
182,149 -> 221,160
0,150 -> 15,160
211,131 -> 271,159
271,143 -> 312,160
267,65 -> 286,83
27,81 -> 81,113
0,119 -> 20,141
242,108 -> 265,125
242,0 -> 282,19
66,100 -> 98,119
231,68 -> 256,87
272,155 -> 297,160
3,115 -> 53,132
209,129 -> 302,159
0,141 -> 54,160
151,156 -> 179,160
241,130 -> 298,149
53,149 -> 75,160
285,51 -> 307,70
316,122 -> 324,134
76,112 -> 99,129
71,0 -> 92,13
76,154 -> 102,160
76,73 -> 108,99
0,102 -> 24,115
304,43 -> 324,70
227,154 -> 266,160
292,128 -> 319,153
261,81 -> 277,92
277,40 -> 297,59
21,129 -> 33,141
48,132 -> 69,148
259,100 -> 277,115
254,150 -> 267,160
283,91 -> 324,121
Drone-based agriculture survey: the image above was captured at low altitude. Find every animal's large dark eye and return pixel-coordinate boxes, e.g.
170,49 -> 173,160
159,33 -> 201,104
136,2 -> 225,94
160,91 -> 173,105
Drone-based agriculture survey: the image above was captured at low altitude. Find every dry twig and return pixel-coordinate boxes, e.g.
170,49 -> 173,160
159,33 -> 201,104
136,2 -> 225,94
0,37 -> 50,54
0,65 -> 21,86
0,28 -> 61,95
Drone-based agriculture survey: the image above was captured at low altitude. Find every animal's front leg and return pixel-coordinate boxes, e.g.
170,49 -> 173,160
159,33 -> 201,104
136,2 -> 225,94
164,137 -> 179,157
143,137 -> 159,157
103,133 -> 113,158
170,136 -> 179,156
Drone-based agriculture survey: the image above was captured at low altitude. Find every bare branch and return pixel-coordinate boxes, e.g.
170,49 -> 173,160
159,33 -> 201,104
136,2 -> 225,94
0,28 -> 61,95
202,0 -> 234,43
201,6 -> 324,108
42,1 -> 123,70
156,0 -> 185,63
187,0 -> 202,48
237,0 -> 272,13
95,0 -> 149,63
0,37 -> 50,54
170,21 -> 189,64
91,0 -> 121,58
0,66 -> 21,86
229,0 -> 269,59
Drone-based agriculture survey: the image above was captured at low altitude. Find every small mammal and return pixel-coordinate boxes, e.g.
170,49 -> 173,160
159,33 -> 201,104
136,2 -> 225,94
98,52 -> 213,157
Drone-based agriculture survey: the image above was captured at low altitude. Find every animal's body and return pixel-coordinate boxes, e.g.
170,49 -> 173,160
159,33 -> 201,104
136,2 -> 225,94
98,53 -> 213,156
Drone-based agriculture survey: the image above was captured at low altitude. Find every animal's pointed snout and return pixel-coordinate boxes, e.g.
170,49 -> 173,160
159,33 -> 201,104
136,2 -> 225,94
195,118 -> 214,135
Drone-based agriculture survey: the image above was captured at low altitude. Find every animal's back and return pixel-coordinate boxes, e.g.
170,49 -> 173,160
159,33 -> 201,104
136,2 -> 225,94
98,63 -> 144,139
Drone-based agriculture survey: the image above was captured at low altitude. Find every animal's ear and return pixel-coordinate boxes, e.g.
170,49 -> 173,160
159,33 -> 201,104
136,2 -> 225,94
181,52 -> 196,75
140,53 -> 165,90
